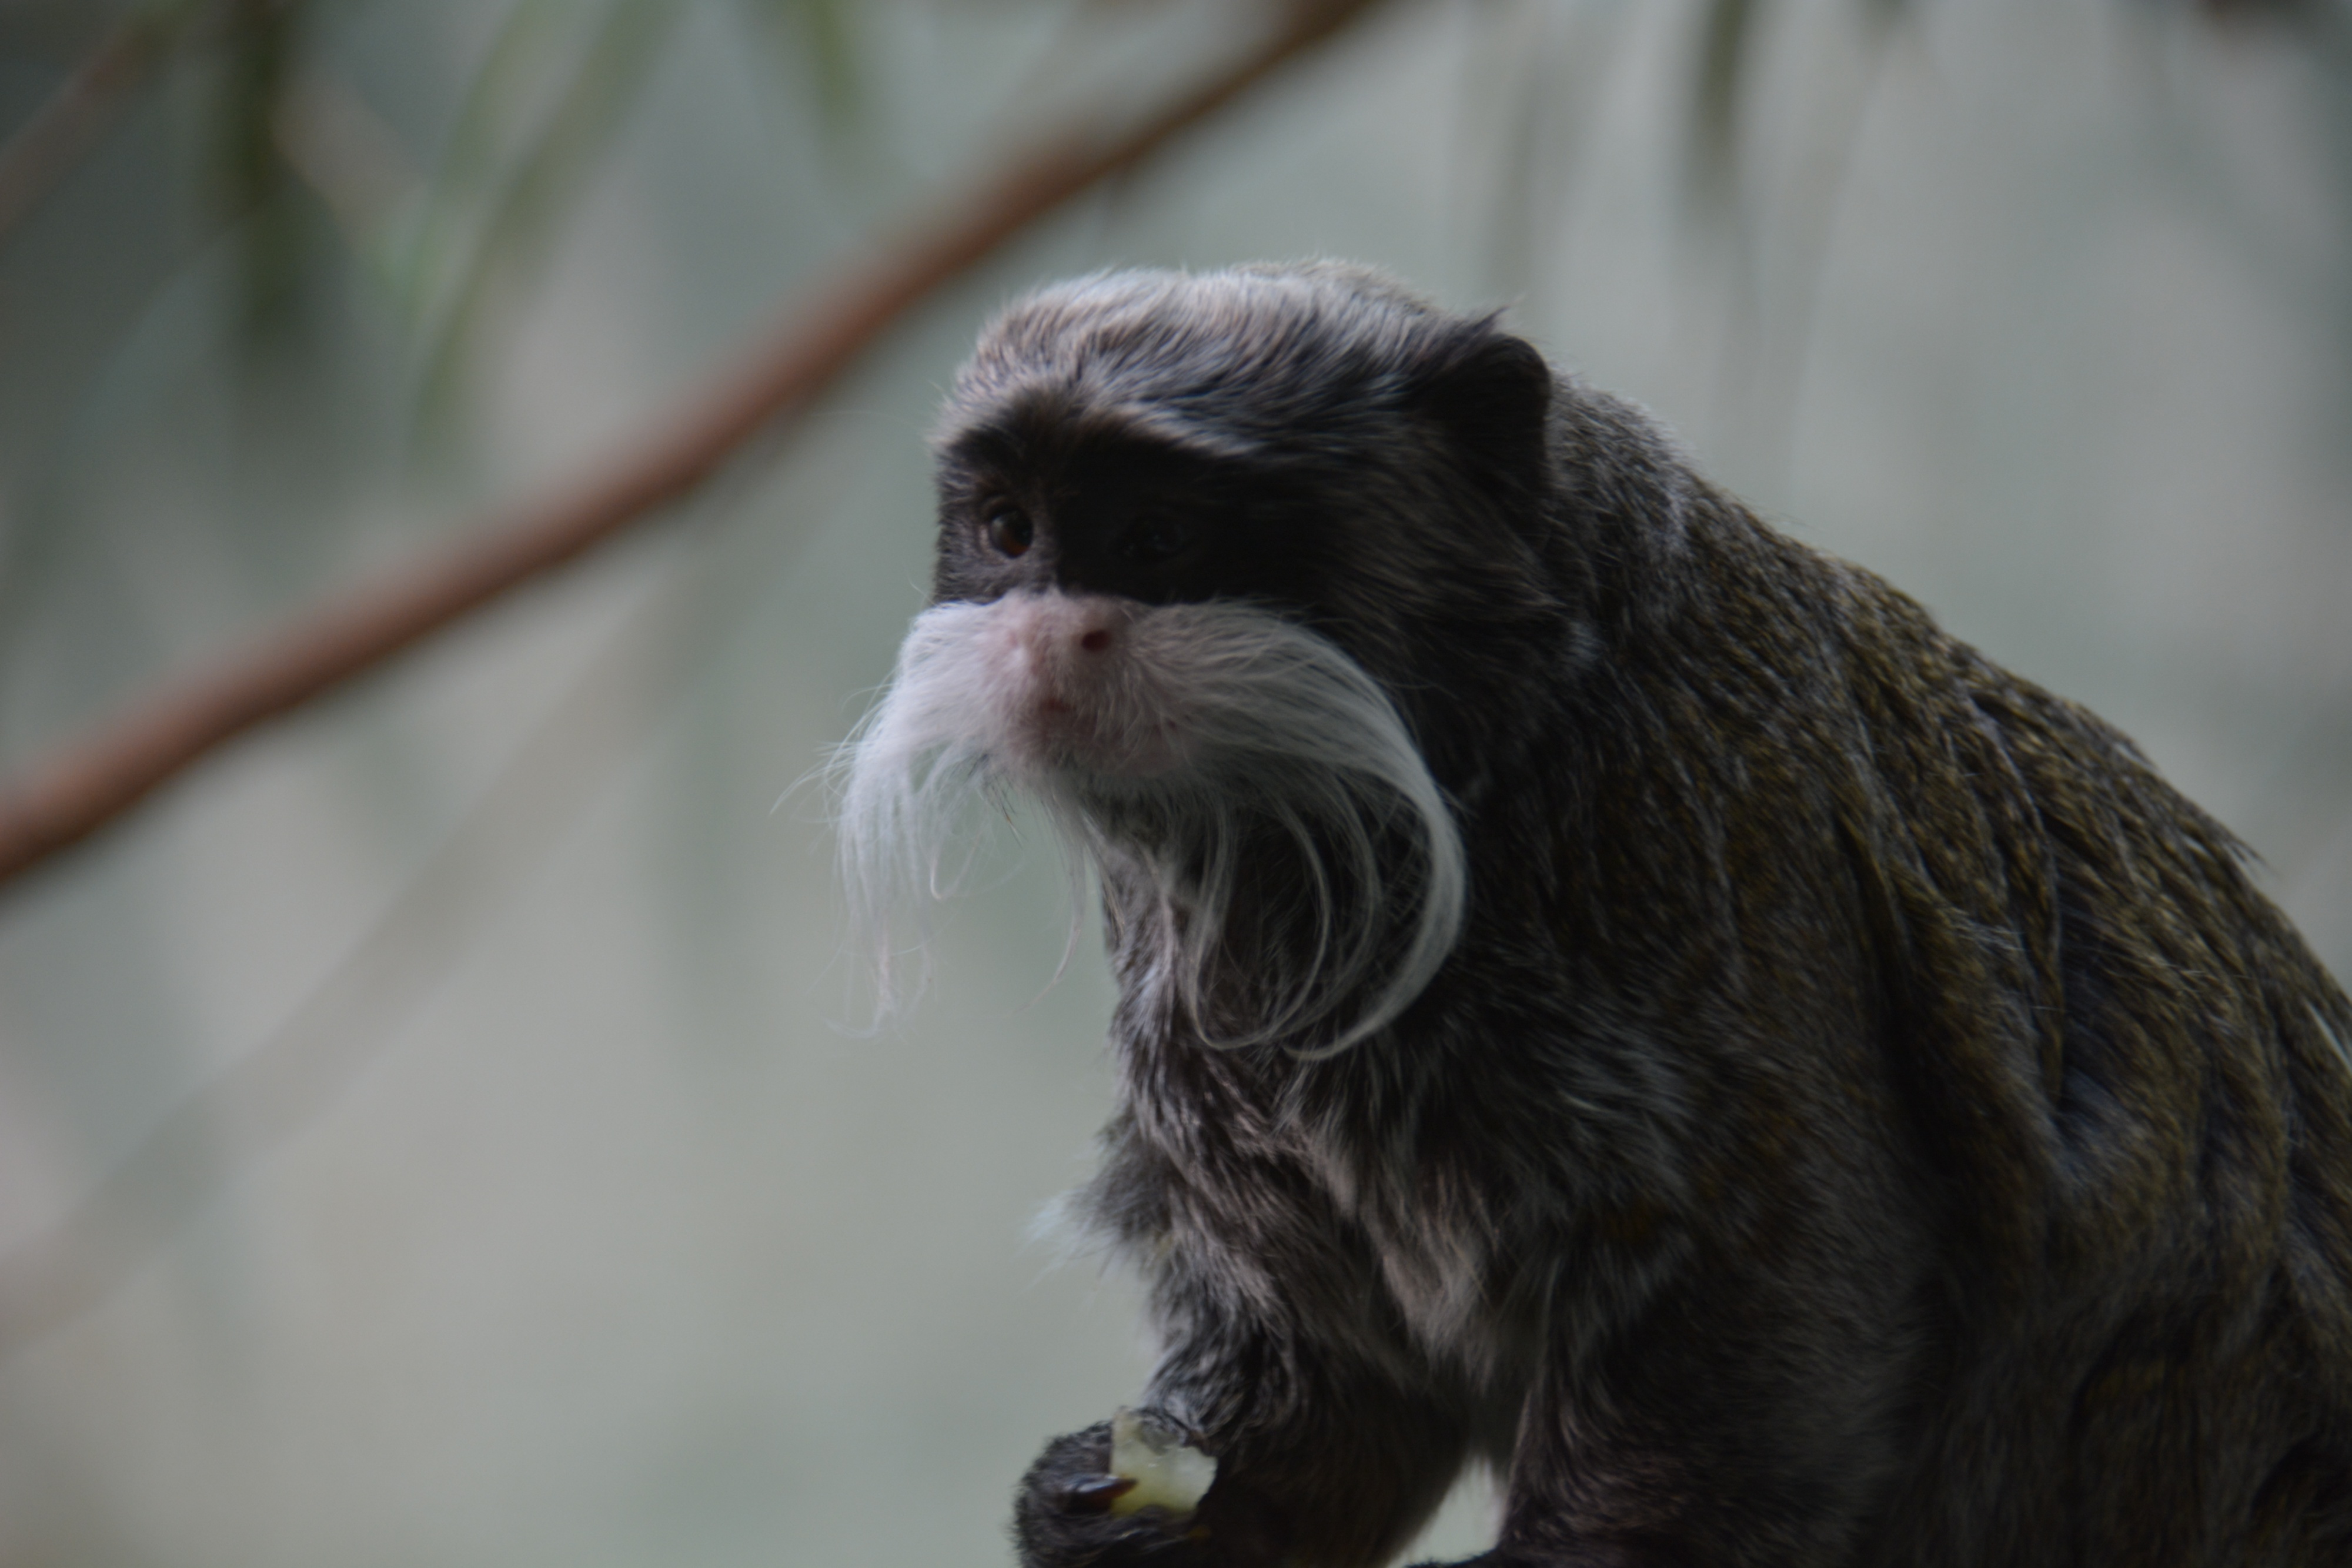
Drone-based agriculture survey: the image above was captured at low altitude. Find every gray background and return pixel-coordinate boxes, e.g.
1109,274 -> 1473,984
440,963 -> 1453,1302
0,1 -> 2344,1563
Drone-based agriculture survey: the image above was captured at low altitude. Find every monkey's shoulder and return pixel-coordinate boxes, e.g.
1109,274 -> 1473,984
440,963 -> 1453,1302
1559,506 -> 2351,1151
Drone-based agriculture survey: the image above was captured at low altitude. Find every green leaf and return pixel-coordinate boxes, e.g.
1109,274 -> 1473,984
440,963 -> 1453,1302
741,0 -> 861,136
410,0 -> 682,426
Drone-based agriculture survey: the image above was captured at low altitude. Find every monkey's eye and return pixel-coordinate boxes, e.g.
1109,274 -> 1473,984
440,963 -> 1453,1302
984,504 -> 1035,558
1119,514 -> 1195,564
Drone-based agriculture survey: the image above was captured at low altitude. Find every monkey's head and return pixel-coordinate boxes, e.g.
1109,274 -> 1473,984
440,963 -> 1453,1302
836,264 -> 1600,1053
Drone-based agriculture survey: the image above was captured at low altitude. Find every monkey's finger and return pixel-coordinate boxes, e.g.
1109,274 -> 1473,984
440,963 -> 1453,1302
1060,1474 -> 1140,1514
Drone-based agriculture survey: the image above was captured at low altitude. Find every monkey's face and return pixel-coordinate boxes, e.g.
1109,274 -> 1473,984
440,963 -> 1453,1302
830,265 -> 1570,1048
837,428 -> 1468,1049
921,423 -> 1335,785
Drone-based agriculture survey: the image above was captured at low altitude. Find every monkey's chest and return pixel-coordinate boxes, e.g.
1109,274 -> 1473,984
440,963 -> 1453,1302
1369,1213 -> 1504,1371
1278,1136 -> 1526,1388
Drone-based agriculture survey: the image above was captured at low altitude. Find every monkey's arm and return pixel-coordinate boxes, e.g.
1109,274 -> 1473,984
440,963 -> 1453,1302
1013,1347 -> 1475,1568
1015,1168 -> 1479,1568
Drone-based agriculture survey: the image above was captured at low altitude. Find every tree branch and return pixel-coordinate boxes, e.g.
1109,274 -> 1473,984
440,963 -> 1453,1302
0,0 -> 1389,890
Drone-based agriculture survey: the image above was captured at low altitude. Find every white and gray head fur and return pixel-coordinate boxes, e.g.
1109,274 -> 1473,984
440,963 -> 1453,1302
834,263 -> 1685,1054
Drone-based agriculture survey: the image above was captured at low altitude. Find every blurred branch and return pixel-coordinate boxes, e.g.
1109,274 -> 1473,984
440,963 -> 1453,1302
416,0 -> 683,420
739,0 -> 860,136
1688,0 -> 1756,200
216,0 -> 310,337
272,65 -> 421,243
387,0 -> 566,335
0,2 -> 195,244
0,0 -> 1392,891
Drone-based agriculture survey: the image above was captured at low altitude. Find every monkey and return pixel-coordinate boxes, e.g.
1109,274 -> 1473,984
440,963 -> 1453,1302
831,262 -> 2352,1567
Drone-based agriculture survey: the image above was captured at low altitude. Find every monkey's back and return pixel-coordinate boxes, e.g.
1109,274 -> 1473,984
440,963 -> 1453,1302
1602,501 -> 2352,1562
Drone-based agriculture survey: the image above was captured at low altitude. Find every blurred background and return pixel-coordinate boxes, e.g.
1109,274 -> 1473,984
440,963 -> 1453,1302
0,0 -> 2344,1563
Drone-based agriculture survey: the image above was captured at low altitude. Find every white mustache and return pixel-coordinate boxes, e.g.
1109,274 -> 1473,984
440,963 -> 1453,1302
831,589 -> 1466,1056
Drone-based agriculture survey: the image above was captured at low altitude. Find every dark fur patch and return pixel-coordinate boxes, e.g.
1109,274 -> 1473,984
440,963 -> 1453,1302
916,263 -> 2352,1568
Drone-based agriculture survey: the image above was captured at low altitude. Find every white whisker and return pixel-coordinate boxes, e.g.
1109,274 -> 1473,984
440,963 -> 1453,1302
831,591 -> 1466,1054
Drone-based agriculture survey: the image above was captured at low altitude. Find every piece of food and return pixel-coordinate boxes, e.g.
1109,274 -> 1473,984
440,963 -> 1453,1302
1106,1407 -> 1218,1517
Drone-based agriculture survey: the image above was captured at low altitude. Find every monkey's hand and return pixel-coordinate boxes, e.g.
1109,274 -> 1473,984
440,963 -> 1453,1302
1012,1415 -> 1288,1568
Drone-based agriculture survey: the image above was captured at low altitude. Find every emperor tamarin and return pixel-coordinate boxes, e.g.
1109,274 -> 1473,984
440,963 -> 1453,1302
834,263 -> 2352,1567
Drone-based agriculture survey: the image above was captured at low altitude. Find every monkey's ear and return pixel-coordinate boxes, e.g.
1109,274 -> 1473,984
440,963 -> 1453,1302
1407,322 -> 1553,493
